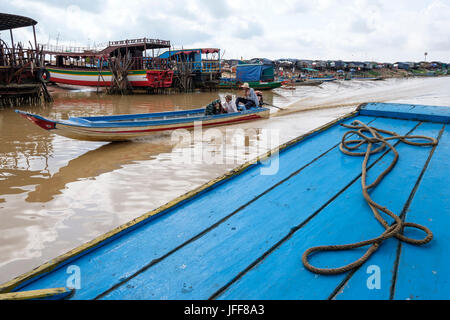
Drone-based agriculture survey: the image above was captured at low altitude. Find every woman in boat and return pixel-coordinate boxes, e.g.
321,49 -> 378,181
205,99 -> 226,115
235,83 -> 259,111
223,95 -> 238,113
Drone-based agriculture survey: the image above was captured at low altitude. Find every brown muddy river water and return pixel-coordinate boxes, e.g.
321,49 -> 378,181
1,77 -> 449,283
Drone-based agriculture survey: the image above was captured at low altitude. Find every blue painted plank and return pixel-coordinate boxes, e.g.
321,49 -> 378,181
359,103 -> 450,124
333,122 -> 444,300
16,115 -> 373,299
216,120 -> 441,300
78,108 -> 205,121
99,117 -> 422,300
393,125 -> 450,300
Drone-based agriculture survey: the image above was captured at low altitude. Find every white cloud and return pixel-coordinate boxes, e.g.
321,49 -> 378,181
0,0 -> 448,62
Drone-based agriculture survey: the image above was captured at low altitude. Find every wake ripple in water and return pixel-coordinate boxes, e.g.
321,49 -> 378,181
272,77 -> 450,117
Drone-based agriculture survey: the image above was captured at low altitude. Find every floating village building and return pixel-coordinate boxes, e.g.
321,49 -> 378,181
158,48 -> 221,90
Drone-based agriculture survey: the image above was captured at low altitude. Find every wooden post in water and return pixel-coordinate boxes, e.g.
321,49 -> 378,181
108,51 -> 133,95
32,25 -> 39,67
9,29 -> 16,66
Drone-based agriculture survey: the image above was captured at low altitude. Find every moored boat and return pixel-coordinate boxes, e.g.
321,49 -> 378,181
350,76 -> 384,81
292,79 -> 324,86
308,76 -> 337,82
43,38 -> 174,90
16,107 -> 270,142
219,63 -> 282,90
47,67 -> 173,88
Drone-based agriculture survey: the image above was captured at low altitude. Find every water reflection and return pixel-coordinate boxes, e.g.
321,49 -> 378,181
0,108 -> 53,201
25,141 -> 175,203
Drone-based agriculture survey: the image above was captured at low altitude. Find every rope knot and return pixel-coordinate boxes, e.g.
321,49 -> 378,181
302,122 -> 436,275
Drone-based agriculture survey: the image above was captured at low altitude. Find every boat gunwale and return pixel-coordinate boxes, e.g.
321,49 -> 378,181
357,102 -> 450,124
46,66 -> 165,75
76,108 -> 206,122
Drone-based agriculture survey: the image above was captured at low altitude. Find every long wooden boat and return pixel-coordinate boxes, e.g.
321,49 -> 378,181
1,102 -> 449,300
292,79 -> 324,86
47,67 -> 174,88
16,107 -> 270,142
350,76 -> 384,81
308,76 -> 337,82
218,80 -> 282,90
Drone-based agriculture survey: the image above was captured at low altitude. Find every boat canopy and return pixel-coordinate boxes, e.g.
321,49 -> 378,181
0,13 -> 37,31
158,48 -> 220,59
236,64 -> 275,82
201,48 -> 219,54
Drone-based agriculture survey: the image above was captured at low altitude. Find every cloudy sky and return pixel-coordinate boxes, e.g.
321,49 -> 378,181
1,0 -> 449,62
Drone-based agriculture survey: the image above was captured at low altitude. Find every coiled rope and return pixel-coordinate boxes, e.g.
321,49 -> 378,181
302,120 -> 437,275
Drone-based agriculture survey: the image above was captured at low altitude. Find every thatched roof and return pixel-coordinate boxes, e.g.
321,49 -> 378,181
0,13 -> 37,31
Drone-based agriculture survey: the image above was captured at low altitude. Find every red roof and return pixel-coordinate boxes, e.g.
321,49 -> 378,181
202,48 -> 219,54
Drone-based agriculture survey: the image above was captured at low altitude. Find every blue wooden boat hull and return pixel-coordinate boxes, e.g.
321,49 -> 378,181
2,102 -> 449,300
16,107 -> 271,142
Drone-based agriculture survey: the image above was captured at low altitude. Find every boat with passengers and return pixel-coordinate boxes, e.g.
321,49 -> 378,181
16,106 -> 270,142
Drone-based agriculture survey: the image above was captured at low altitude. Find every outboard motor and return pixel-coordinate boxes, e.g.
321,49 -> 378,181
255,90 -> 264,107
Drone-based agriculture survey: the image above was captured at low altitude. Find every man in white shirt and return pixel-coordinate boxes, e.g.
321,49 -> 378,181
223,95 -> 238,113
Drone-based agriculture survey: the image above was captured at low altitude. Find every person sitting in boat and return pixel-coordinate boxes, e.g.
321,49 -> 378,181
255,91 -> 264,107
223,95 -> 238,113
205,99 -> 226,115
235,83 -> 260,111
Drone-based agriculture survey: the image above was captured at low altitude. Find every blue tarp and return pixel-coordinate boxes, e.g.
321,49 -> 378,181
236,64 -> 274,82
236,64 -> 262,82
396,62 -> 410,70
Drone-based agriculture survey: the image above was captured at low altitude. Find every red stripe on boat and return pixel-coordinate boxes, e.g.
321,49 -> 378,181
21,114 -> 56,131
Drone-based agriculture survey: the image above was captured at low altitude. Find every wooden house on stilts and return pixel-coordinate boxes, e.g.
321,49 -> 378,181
0,13 -> 52,107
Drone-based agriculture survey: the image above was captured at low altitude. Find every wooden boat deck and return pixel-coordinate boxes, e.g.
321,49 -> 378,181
67,109 -> 207,125
1,102 -> 449,300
